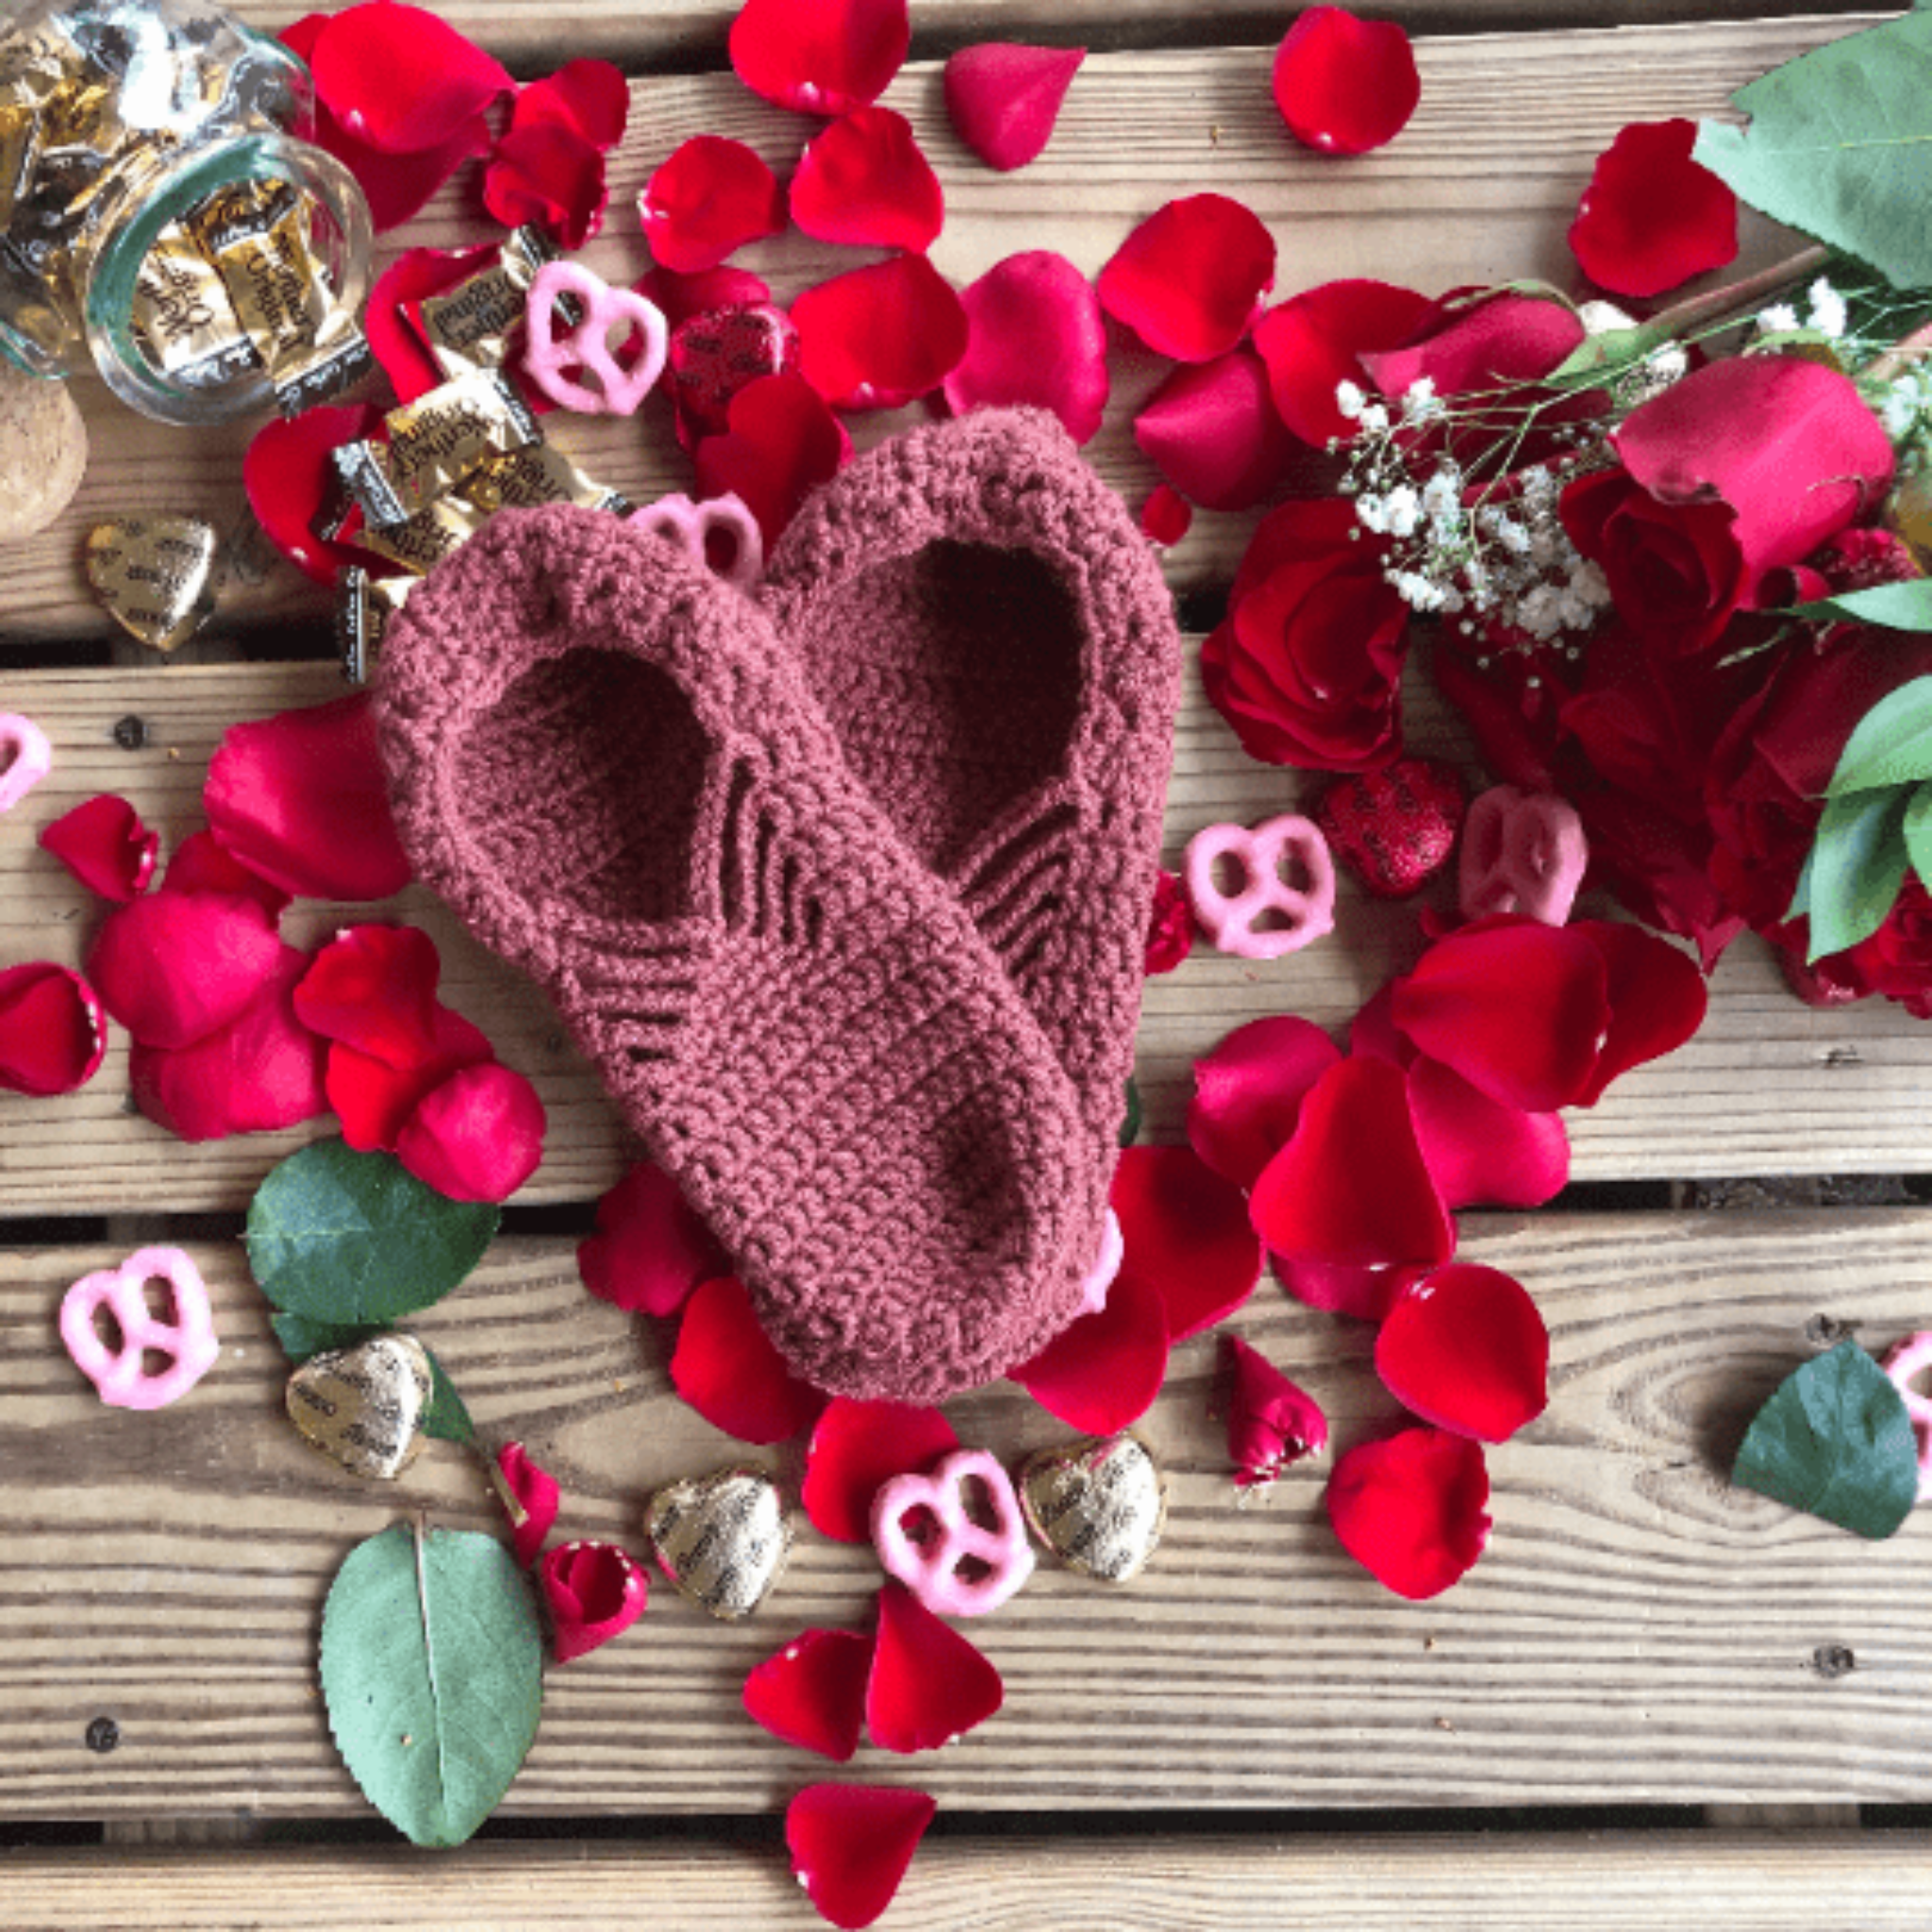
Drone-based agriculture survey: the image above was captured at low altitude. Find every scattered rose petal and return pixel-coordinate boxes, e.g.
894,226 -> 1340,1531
1007,1264 -> 1169,1433
158,832 -> 289,918
1188,1015 -> 1343,1191
1141,484 -> 1192,548
941,250 -> 1108,443
1113,1145 -> 1260,1341
38,794 -> 157,903
791,108 -> 943,253
1097,194 -> 1276,362
1326,1427 -> 1491,1599
640,136 -> 787,274
638,263 -> 774,330
514,58 -> 629,149
730,0 -> 910,115
205,692 -> 412,903
576,1158 -> 729,1318
326,1006 -> 493,1154
1359,291 -> 1586,427
484,122 -> 610,250
672,1275 -> 825,1442
1143,866 -> 1194,974
1569,119 -> 1738,300
1134,348 -> 1295,511
744,1627 -> 873,1759
292,924 -> 441,1069
1252,278 -> 1433,447
803,1398 -> 959,1542
1225,1333 -> 1328,1487
392,1060 -> 545,1204
128,944 -> 327,1141
88,890 -> 283,1050
0,962 -> 106,1096
496,1441 -> 561,1568
943,42 -> 1084,172
1375,1265 -> 1550,1442
308,3 -> 511,153
1273,1254 -> 1422,1324
695,372 -> 853,550
539,1540 -> 648,1663
243,400 -> 391,581
793,254 -> 970,410
1570,920 -> 1708,1106
1272,7 -> 1421,157
1407,1054 -> 1570,1209
866,1582 -> 1003,1753
365,246 -> 496,406
786,1783 -> 936,1932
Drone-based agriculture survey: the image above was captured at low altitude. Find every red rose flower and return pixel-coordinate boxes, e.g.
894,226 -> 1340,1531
1200,497 -> 1410,771
1846,876 -> 1932,1019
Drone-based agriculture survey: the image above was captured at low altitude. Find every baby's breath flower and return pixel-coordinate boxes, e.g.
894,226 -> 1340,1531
1383,486 -> 1421,539
1807,277 -> 1848,341
1757,303 -> 1800,336
1357,402 -> 1391,435
1334,379 -> 1366,420
1354,493 -> 1389,534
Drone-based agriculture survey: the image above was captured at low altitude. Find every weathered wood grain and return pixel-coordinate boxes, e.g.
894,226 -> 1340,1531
4,661 -> 1928,1216
6,1211 -> 1932,1818
0,14 -> 1877,643
8,1832 -> 1932,1932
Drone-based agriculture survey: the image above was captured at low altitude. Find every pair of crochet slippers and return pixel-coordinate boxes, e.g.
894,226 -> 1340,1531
378,410 -> 1182,1405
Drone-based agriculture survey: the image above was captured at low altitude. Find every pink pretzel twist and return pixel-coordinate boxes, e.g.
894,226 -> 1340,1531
1458,785 -> 1589,926
60,1246 -> 220,1410
0,713 -> 53,815
523,261 -> 668,417
872,1447 -> 1036,1617
1883,1331 -> 1932,1503
1184,814 -> 1336,959
627,491 -> 764,592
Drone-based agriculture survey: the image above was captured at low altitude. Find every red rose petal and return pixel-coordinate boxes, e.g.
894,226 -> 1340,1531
943,42 -> 1084,173
1008,1264 -> 1170,1433
640,136 -> 787,274
793,254 -> 970,410
496,1441 -> 561,1568
1407,1054 -> 1570,1210
672,1275 -> 826,1443
1097,193 -> 1276,362
309,3 -> 511,153
1273,1254 -> 1422,1324
729,0 -> 910,115
513,58 -> 629,149
0,962 -> 106,1096
1391,919 -> 1612,1113
1375,1264 -> 1550,1442
1570,920 -> 1707,1106
326,1006 -> 493,1154
205,692 -> 412,903
365,246 -> 496,406
38,794 -> 157,903
329,111 -> 494,233
158,830 -> 291,918
1326,1427 -> 1491,1599
1252,278 -> 1433,447
1141,484 -> 1192,548
1272,7 -> 1421,157
786,1783 -> 936,1932
695,372 -> 853,550
539,1540 -> 648,1663
744,1627 -> 873,1760
243,400 -> 391,582
1225,1332 -> 1328,1487
1143,865 -> 1194,974
1134,348 -> 1296,511
1113,1145 -> 1260,1341
803,1398 -> 959,1542
867,1581 -> 1003,1753
791,108 -> 943,254
1569,119 -> 1738,301
1360,292 -> 1586,419
393,1061 -> 545,1204
88,890 -> 283,1051
484,122 -> 609,250
128,943 -> 327,1141
293,924 -> 441,1069
1189,1015 -> 1344,1191
576,1158 -> 729,1318
941,250 -> 1108,443
637,263 -> 774,331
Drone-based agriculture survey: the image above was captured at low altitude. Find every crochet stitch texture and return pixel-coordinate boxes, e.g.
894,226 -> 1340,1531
376,504 -> 1108,1402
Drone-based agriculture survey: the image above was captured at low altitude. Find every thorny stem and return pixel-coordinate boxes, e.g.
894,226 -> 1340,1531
1645,242 -> 1831,342
1863,316 -> 1932,387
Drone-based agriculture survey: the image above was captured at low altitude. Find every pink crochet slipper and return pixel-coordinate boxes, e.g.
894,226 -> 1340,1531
376,505 -> 1108,1404
761,409 -> 1183,1160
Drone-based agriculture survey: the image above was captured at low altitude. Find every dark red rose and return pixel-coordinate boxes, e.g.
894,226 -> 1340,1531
1200,497 -> 1409,771
1847,877 -> 1932,1019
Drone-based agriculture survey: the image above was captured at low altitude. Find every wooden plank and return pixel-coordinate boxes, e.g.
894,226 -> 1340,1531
7,1832 -> 1932,1932
0,13 -> 1876,644
7,1210 -> 1932,1818
4,661 -> 1928,1216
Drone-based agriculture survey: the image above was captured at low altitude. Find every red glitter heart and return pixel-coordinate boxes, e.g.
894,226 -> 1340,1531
1313,755 -> 1465,899
667,302 -> 801,447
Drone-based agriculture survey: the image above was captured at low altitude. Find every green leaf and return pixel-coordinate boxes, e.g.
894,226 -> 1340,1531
246,1140 -> 498,1326
1732,1340 -> 1919,1539
1790,583 -> 1932,639
320,1523 -> 543,1847
270,1313 -> 475,1446
1786,842 -> 1815,923
1823,675 -> 1932,795
1544,323 -> 1667,390
1806,786 -> 1911,958
271,1312 -> 369,1359
1907,781 -> 1932,886
423,1355 -> 475,1446
1118,1074 -> 1142,1149
1692,13 -> 1932,289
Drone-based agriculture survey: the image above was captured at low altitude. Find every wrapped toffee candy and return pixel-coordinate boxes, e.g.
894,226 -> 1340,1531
334,369 -> 541,529
411,225 -> 563,380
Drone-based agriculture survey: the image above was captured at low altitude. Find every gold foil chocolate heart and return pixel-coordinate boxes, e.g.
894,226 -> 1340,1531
1020,1432 -> 1168,1583
85,516 -> 219,652
286,1334 -> 432,1481
644,1466 -> 791,1620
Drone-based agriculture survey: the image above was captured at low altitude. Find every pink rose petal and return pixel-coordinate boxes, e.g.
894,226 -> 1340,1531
866,1582 -> 1003,1753
325,1006 -> 493,1154
1252,277 -> 1433,448
484,122 -> 610,250
802,1397 -> 959,1542
1272,7 -> 1421,157
1097,194 -> 1276,362
1189,1014 -> 1344,1191
943,42 -> 1085,172
292,924 -> 441,1070
1272,1254 -> 1422,1324
729,0 -> 910,115
576,1158 -> 729,1318
158,830 -> 290,918
786,1783 -> 936,1932
88,891 -> 284,1051
744,1627 -> 873,1760
0,962 -> 107,1096
1570,919 -> 1708,1107
1141,484 -> 1192,547
308,3 -> 511,154
514,58 -> 629,149
793,254 -> 970,410
244,401 -> 392,581
1327,1427 -> 1491,1599
1407,1055 -> 1570,1210
1225,1332 -> 1328,1487
38,794 -> 158,903
394,1061 -> 547,1204
695,371 -> 852,551
1569,119 -> 1738,301
640,136 -> 787,274
671,1275 -> 825,1443
941,250 -> 1108,443
496,1441 -> 561,1568
1008,1264 -> 1169,1433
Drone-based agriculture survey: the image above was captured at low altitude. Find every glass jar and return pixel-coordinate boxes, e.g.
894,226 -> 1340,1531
0,0 -> 372,425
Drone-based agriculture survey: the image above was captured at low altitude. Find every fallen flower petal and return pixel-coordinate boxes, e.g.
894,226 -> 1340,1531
88,890 -> 284,1050
866,1581 -> 1003,1753
786,1783 -> 936,1932
730,0 -> 910,115
365,246 -> 496,405
495,1441 -> 561,1568
38,794 -> 157,903
1375,1264 -> 1550,1442
1407,1054 -> 1570,1210
943,42 -> 1084,172
1144,865 -> 1194,973
1097,193 -> 1276,362
803,1397 -> 959,1542
158,830 -> 290,918
695,372 -> 852,549
1273,1253 -> 1422,1324
1570,919 -> 1709,1106
1569,119 -> 1738,300
791,107 -> 943,254
1225,1332 -> 1328,1487
638,263 -> 774,331
1113,1144 -> 1260,1341
512,58 -> 629,149
326,1006 -> 493,1154
576,1158 -> 729,1318
484,121 -> 610,250
1134,347 -> 1295,512
1272,7 -> 1421,157
394,1061 -> 546,1204
1252,277 -> 1433,448
672,1275 -> 826,1442
1141,483 -> 1192,548
793,254 -> 970,410
1188,1014 -> 1343,1191
0,961 -> 107,1096
640,136 -> 787,274
942,250 -> 1108,443
308,3 -> 511,154
1326,1427 -> 1491,1599
293,924 -> 441,1069
1008,1263 -> 1170,1433
744,1627 -> 873,1759
540,1540 -> 648,1662
243,400 -> 392,580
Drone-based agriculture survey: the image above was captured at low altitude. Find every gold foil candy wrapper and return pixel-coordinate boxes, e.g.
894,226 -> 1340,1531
380,368 -> 539,522
353,493 -> 486,576
1019,1432 -> 1169,1583
644,1466 -> 791,1620
458,441 -> 632,518
413,225 -> 562,379
84,515 -> 219,652
286,1333 -> 433,1481
336,565 -> 413,684
131,217 -> 259,391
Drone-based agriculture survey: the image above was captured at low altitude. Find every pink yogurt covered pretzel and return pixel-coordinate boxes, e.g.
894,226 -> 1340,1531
0,713 -> 53,816
59,1245 -> 220,1410
627,491 -> 764,592
1882,1331 -> 1932,1502
872,1447 -> 1036,1617
1184,814 -> 1336,959
1458,785 -> 1589,926
523,261 -> 668,417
